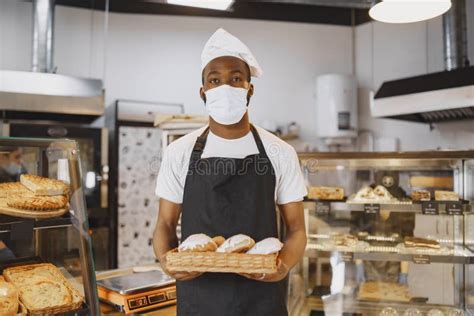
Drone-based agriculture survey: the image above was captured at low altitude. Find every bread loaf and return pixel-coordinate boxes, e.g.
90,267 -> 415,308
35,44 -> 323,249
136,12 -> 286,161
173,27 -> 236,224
411,190 -> 431,202
434,190 -> 459,201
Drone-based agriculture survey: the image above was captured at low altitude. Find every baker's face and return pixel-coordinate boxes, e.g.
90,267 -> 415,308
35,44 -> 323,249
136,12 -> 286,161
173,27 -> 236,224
200,56 -> 254,103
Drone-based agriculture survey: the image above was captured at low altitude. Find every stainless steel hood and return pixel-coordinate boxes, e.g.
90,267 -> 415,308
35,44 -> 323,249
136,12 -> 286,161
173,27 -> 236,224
371,0 -> 473,124
0,0 -> 104,118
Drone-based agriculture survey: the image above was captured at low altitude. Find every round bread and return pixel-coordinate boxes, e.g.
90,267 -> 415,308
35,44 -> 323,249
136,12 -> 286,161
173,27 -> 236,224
178,234 -> 217,252
0,281 -> 18,316
247,237 -> 283,255
20,279 -> 72,309
216,234 -> 255,253
212,236 -> 226,247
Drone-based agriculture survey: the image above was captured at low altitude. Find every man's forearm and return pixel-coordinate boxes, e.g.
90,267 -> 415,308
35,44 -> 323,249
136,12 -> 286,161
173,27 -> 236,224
279,229 -> 307,269
153,222 -> 179,261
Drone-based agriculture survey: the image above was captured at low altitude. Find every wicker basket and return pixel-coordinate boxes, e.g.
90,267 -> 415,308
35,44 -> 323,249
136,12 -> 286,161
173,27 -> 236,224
166,249 -> 278,274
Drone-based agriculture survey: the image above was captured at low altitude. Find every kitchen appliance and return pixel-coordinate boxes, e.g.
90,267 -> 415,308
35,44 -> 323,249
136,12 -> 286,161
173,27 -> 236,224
97,269 -> 176,314
0,0 -> 104,118
371,0 -> 473,124
315,74 -> 358,143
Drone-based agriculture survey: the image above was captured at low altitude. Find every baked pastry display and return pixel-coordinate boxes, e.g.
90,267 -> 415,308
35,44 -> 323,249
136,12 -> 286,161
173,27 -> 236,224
216,234 -> 255,253
0,182 -> 29,198
6,193 -> 69,210
0,280 -> 18,316
307,186 -> 344,200
349,185 -> 399,204
212,236 -> 226,247
358,281 -> 411,302
404,237 -> 440,249
178,234 -> 218,252
435,190 -> 459,201
20,174 -> 69,196
3,263 -> 84,314
411,190 -> 431,202
247,237 -> 283,255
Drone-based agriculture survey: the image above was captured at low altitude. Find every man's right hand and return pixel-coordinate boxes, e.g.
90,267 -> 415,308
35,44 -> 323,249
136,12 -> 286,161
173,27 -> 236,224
159,254 -> 203,281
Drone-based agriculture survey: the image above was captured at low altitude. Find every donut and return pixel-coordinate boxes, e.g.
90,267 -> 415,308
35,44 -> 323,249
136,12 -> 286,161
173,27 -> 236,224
178,234 -> 217,252
216,234 -> 255,253
247,237 -> 283,255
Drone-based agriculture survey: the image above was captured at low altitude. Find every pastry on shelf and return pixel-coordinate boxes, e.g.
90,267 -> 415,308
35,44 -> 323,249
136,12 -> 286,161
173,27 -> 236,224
348,185 -> 400,204
0,280 -> 18,316
404,236 -> 440,249
434,190 -> 459,201
3,263 -> 84,315
6,193 -> 69,211
411,190 -> 431,202
20,174 -> 70,196
358,281 -> 411,302
307,186 -> 344,200
0,182 -> 29,199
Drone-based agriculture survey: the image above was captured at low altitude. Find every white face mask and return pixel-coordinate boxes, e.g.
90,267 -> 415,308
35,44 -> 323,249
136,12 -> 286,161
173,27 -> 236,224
204,85 -> 248,125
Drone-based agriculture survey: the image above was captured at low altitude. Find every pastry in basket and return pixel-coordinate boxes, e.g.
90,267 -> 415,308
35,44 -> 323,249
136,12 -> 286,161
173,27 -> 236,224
216,234 -> 255,253
6,193 -> 68,210
20,174 -> 70,196
212,236 -> 226,247
3,263 -> 84,314
0,182 -> 29,199
178,234 -> 218,252
247,237 -> 283,255
0,280 -> 18,316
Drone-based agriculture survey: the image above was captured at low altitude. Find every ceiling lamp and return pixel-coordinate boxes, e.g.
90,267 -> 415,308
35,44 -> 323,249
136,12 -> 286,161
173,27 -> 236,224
167,0 -> 234,11
369,0 -> 452,24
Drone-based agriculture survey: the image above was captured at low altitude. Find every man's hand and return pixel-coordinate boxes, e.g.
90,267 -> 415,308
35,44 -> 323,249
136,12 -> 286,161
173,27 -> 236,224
159,253 -> 203,281
239,258 -> 289,282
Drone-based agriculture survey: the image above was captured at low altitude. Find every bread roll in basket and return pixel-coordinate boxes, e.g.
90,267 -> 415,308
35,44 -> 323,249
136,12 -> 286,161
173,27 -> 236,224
166,234 -> 282,274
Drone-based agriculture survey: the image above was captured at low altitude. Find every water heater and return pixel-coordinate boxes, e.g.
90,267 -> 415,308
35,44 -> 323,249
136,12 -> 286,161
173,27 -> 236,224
316,74 -> 358,141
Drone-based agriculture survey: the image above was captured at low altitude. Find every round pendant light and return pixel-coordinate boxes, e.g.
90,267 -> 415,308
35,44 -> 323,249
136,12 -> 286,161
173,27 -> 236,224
369,0 -> 452,24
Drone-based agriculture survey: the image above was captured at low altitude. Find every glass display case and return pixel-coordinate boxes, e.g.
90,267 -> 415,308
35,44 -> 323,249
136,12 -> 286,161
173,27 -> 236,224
0,137 -> 99,315
291,151 -> 474,316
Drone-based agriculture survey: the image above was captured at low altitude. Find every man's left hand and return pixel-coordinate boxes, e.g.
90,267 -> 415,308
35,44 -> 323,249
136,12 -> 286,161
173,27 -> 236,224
239,259 -> 289,282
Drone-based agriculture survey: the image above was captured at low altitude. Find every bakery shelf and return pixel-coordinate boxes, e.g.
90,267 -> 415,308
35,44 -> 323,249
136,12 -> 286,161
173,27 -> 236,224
305,244 -> 474,264
0,213 -> 73,234
294,294 -> 464,316
304,200 -> 472,214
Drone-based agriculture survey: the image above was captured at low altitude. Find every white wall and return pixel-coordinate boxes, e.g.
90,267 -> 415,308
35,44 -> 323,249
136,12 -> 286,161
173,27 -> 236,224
1,1 -> 353,143
1,0 -> 474,149
355,0 -> 474,151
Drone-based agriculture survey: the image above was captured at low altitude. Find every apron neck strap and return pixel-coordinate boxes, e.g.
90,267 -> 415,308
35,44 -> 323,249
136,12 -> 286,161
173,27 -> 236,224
190,124 -> 267,161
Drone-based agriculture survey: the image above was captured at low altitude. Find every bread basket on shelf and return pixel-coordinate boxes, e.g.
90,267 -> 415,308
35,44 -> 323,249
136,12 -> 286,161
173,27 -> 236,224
166,249 -> 278,274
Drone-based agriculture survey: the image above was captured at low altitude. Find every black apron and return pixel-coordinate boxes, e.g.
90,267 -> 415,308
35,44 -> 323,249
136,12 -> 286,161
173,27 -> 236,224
177,125 -> 288,316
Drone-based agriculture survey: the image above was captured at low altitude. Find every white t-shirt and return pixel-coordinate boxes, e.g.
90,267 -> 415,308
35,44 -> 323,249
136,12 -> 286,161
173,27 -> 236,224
155,125 -> 307,205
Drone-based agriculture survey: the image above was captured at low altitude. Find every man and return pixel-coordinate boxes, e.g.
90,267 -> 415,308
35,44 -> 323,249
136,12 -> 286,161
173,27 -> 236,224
154,28 -> 307,316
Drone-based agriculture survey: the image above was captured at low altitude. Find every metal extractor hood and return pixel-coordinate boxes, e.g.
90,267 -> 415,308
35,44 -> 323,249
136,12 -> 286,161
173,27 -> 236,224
0,0 -> 104,118
371,0 -> 473,123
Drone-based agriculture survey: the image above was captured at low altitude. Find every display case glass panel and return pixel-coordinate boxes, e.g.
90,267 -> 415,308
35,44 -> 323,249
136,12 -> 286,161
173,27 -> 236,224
292,151 -> 474,316
0,137 -> 99,315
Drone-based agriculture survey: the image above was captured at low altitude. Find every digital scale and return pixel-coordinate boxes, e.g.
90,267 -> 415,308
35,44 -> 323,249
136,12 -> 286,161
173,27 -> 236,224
97,269 -> 176,314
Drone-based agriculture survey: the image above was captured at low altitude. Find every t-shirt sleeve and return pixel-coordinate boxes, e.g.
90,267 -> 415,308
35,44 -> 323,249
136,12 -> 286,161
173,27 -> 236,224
155,147 -> 185,204
276,146 -> 308,205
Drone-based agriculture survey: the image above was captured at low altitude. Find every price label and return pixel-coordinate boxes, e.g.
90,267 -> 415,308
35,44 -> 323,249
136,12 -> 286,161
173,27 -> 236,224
412,254 -> 431,264
364,204 -> 380,214
340,251 -> 354,262
446,201 -> 463,215
422,201 -> 439,215
315,202 -> 330,215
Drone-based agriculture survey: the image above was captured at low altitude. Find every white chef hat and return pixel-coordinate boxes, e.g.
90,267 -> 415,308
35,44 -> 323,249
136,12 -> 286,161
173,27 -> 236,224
201,28 -> 263,78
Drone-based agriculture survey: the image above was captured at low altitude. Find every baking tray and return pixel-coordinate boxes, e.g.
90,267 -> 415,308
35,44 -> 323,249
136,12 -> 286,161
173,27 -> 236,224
97,270 -> 175,295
